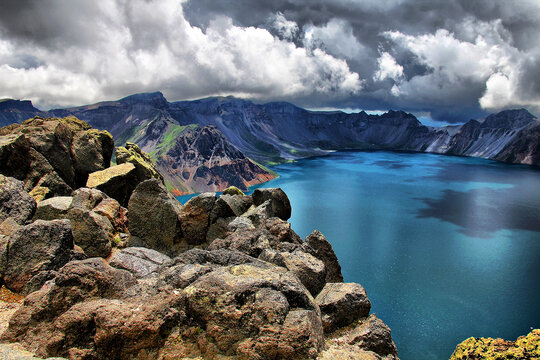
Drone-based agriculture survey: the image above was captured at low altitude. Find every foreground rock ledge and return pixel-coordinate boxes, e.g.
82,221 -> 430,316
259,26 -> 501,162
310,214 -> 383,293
0,117 -> 399,360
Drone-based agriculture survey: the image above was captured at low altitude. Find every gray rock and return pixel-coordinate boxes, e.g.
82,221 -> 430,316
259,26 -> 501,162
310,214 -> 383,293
348,314 -> 398,357
0,175 -> 36,225
33,196 -> 72,221
108,247 -> 171,278
259,250 -> 327,296
183,263 -> 324,359
180,192 -> 217,245
86,163 -> 138,206
0,219 -> 74,293
128,179 -> 183,256
158,263 -> 213,288
68,208 -> 113,258
70,188 -> 105,211
252,188 -> 292,220
304,230 -> 343,283
315,282 -> 372,333
0,343 -> 68,359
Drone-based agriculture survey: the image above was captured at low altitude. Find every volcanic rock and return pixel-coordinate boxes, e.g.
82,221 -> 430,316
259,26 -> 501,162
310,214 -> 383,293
0,219 -> 74,293
108,247 -> 171,279
86,163 -> 137,206
115,142 -> 164,183
316,282 -> 372,333
0,175 -> 36,225
304,230 -> 343,283
127,179 -> 183,256
33,197 -> 72,221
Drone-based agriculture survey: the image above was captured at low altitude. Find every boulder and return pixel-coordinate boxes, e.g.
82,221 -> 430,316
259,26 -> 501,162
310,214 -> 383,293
68,208 -> 113,258
315,283 -> 372,333
128,179 -> 183,256
179,192 -> 217,246
93,197 -> 128,233
348,315 -> 399,358
212,194 -> 252,219
177,263 -> 324,359
0,343 -> 68,360
115,142 -> 164,183
86,163 -> 137,206
0,175 -> 36,225
33,197 -> 72,221
108,247 -> 171,279
0,219 -> 74,293
304,230 -> 343,283
71,129 -> 114,186
158,263 -> 214,289
259,250 -> 327,296
251,188 -> 292,220
70,188 -> 105,211
0,117 -> 113,196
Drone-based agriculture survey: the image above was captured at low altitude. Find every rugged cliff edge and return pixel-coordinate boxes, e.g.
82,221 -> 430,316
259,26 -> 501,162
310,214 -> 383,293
0,117 -> 399,359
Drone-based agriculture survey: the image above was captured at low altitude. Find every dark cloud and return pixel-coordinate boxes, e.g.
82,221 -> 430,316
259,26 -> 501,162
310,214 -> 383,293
0,0 -> 538,122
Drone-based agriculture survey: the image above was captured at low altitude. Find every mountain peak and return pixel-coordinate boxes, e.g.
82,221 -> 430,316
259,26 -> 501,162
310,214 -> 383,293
482,108 -> 536,129
119,91 -> 167,106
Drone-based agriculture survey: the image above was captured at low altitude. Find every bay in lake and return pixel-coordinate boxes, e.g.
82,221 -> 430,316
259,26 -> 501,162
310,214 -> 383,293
180,151 -> 540,360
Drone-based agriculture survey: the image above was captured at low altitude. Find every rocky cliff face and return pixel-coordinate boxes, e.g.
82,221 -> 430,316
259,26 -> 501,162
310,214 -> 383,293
0,99 -> 44,128
157,125 -> 276,195
0,117 -> 400,359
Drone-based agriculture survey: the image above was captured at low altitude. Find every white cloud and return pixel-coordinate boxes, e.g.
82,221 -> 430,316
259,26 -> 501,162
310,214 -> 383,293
303,18 -> 367,60
270,12 -> 299,41
373,52 -> 403,81
383,20 -> 540,112
0,0 -> 362,108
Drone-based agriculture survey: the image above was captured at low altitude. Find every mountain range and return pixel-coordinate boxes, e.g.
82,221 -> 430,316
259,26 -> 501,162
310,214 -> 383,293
1,92 -> 538,194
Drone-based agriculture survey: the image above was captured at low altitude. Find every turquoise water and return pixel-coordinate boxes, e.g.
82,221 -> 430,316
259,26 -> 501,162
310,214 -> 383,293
179,151 -> 540,360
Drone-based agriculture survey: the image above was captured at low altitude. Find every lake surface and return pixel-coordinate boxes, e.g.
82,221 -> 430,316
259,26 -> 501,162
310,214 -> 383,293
180,151 -> 540,360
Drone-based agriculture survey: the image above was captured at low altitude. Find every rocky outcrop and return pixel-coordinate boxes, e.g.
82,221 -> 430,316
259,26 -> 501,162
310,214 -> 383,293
316,283 -> 371,333
0,115 -> 399,360
115,142 -> 164,183
0,116 -> 113,199
86,163 -> 137,206
450,329 -> 540,360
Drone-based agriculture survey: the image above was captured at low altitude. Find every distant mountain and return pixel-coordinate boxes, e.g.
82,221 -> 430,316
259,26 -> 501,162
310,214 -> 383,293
1,93 -> 538,194
0,99 -> 44,127
156,125 -> 276,195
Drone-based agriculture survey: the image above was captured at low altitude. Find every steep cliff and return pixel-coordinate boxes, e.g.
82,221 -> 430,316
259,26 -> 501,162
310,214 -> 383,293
156,125 -> 277,195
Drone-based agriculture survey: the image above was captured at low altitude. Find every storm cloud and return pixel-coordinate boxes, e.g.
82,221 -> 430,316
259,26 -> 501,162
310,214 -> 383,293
0,0 -> 539,122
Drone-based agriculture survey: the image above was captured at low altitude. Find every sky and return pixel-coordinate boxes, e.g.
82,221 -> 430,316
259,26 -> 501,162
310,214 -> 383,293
0,0 -> 539,123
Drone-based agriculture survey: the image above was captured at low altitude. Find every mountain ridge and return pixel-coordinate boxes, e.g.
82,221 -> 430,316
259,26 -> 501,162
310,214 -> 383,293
1,93 -> 538,195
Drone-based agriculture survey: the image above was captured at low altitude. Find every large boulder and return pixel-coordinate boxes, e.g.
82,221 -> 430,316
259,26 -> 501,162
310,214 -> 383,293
71,129 -> 114,186
0,117 -> 113,198
86,163 -> 137,207
0,219 -> 74,293
179,192 -> 217,246
0,175 -> 36,226
67,188 -> 127,258
33,196 -> 72,221
128,179 -> 184,256
108,247 -> 171,279
260,249 -> 327,296
348,315 -> 399,358
175,263 -> 325,359
251,188 -> 292,220
315,283 -> 372,333
115,142 -> 164,183
304,230 -> 343,283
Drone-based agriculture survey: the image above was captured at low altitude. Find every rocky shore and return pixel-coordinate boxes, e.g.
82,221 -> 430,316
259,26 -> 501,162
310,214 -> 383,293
0,116 -> 399,359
